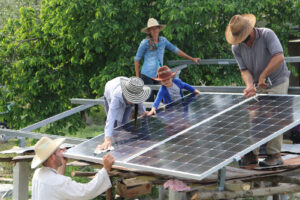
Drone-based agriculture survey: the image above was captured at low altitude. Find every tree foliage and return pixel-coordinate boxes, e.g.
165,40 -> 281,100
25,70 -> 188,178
0,0 -> 299,134
0,0 -> 40,29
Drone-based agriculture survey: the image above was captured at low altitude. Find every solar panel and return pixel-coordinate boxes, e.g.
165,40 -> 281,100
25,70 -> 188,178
64,94 -> 300,181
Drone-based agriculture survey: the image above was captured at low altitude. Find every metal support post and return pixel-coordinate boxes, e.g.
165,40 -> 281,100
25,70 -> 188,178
172,64 -> 187,79
13,161 -> 30,200
217,167 -> 226,191
18,137 -> 26,147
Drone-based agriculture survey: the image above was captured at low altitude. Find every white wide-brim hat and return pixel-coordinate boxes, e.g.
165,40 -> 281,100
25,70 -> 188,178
141,18 -> 166,33
225,14 -> 256,45
120,77 -> 151,104
31,137 -> 65,169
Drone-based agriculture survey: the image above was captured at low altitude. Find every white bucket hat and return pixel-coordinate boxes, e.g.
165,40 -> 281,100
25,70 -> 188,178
31,137 -> 65,169
120,77 -> 151,104
141,18 -> 166,33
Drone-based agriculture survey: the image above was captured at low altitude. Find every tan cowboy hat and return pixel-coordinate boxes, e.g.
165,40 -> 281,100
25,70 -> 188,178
120,77 -> 151,104
153,65 -> 177,81
141,18 -> 166,33
31,137 -> 65,169
225,14 -> 256,45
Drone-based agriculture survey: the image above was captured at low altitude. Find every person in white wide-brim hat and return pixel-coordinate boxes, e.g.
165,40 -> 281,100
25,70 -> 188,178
134,18 -> 200,102
96,76 -> 151,151
31,136 -> 114,200
225,14 -> 290,167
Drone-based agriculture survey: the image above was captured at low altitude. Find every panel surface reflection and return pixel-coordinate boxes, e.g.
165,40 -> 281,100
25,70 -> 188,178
65,95 -> 300,180
66,93 -> 245,161
130,95 -> 300,176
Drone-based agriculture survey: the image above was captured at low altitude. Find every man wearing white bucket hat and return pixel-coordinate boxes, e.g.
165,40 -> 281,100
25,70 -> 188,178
134,18 -> 200,102
225,14 -> 290,167
31,137 -> 114,200
96,76 -> 151,150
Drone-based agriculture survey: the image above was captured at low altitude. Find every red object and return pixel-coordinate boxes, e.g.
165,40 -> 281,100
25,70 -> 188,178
153,65 -> 177,81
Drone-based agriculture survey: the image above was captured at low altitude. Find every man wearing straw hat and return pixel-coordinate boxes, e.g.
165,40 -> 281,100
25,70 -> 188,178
96,76 -> 151,150
31,136 -> 114,200
225,14 -> 290,167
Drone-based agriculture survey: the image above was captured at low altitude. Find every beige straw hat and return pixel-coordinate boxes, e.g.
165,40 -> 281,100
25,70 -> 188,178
120,77 -> 151,104
141,18 -> 166,33
225,14 -> 256,45
31,137 -> 65,169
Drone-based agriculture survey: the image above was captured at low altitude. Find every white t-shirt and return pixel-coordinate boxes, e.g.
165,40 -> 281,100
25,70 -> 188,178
32,167 -> 111,200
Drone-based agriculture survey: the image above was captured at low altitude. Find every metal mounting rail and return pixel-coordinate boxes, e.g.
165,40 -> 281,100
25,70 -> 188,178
167,56 -> 300,66
0,129 -> 85,144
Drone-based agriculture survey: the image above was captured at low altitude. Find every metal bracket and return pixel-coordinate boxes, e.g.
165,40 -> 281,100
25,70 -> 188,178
172,64 -> 187,79
217,167 -> 226,191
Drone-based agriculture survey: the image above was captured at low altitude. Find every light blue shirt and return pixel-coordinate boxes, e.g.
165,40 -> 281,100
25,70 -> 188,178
104,77 -> 146,137
134,36 -> 179,78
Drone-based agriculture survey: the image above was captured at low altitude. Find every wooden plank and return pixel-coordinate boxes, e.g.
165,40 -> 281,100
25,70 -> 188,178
191,184 -> 300,200
0,157 -> 13,162
12,155 -> 34,162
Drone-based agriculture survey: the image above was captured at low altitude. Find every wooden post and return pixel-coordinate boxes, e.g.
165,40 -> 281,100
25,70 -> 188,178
106,177 -> 113,200
169,189 -> 187,200
159,186 -> 168,200
13,161 -> 30,200
191,184 -> 300,200
272,181 -> 279,200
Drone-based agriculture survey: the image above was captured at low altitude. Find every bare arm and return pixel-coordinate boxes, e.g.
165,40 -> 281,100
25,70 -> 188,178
177,50 -> 200,65
58,148 -> 67,175
134,60 -> 140,77
241,70 -> 256,98
258,53 -> 284,89
241,70 -> 254,88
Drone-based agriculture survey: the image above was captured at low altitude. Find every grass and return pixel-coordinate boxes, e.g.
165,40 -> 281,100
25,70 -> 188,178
66,123 -> 104,139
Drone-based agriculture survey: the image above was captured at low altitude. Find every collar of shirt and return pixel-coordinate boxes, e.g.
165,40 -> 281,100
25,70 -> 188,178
44,166 -> 58,174
241,28 -> 260,48
122,94 -> 132,106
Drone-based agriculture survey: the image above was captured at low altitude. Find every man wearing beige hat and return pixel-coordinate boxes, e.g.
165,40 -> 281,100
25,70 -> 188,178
225,14 -> 290,167
31,137 -> 114,200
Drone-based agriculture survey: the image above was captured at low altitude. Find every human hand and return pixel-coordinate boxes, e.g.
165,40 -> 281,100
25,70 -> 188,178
60,148 -> 68,166
243,86 -> 256,98
192,57 -> 200,65
96,137 -> 112,150
257,76 -> 268,90
194,89 -> 200,94
103,154 -> 114,172
146,107 -> 156,116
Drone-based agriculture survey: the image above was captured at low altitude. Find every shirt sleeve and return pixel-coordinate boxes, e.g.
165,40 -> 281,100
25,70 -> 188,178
104,96 -> 121,137
232,45 -> 248,71
265,29 -> 283,56
163,37 -> 179,54
153,86 -> 165,109
134,39 -> 148,61
138,103 -> 146,114
178,79 -> 195,93
54,168 -> 111,200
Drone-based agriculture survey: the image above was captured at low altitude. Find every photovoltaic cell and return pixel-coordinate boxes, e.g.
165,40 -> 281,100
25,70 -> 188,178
65,93 -> 245,162
65,94 -> 300,181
